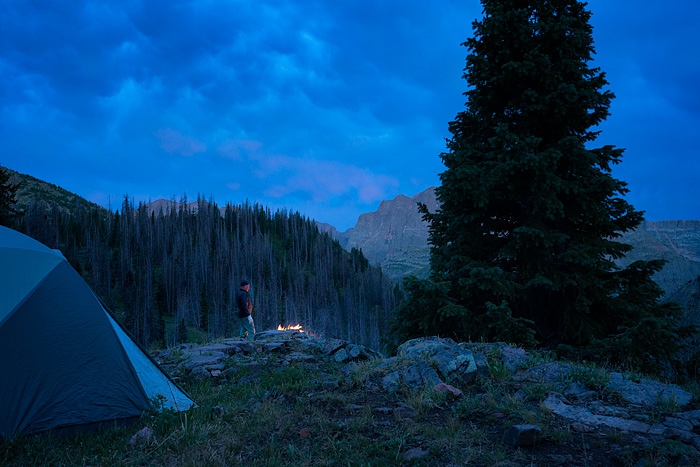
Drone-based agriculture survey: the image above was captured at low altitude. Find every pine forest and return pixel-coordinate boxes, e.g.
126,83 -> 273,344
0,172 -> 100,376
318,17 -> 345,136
10,193 -> 401,351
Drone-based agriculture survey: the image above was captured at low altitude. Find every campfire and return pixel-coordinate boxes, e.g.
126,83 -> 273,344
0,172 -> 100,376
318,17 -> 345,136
277,324 -> 305,333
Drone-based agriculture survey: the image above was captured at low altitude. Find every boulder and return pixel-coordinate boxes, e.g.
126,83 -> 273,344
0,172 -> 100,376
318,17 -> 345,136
382,371 -> 401,393
404,361 -> 443,389
222,340 -> 255,355
334,348 -> 350,363
606,373 -> 693,408
398,337 -> 478,385
263,342 -> 287,353
434,383 -> 463,398
513,362 -> 580,386
397,336 -> 456,361
499,345 -> 527,372
543,393 -> 653,433
473,352 -> 490,379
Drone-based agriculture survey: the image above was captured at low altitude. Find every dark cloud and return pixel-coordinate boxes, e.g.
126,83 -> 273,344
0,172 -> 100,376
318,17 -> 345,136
1,0 -> 698,229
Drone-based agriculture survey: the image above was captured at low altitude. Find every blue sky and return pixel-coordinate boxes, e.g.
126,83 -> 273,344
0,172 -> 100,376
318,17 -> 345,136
1,1 -> 698,231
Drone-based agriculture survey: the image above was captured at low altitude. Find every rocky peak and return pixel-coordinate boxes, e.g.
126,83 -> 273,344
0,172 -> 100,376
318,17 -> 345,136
331,187 -> 438,280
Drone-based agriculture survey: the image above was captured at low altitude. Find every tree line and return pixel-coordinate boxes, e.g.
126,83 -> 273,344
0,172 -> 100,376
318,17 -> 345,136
1,180 -> 401,351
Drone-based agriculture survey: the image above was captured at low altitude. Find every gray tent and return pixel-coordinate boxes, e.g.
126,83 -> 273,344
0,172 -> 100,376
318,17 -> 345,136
0,226 -> 194,438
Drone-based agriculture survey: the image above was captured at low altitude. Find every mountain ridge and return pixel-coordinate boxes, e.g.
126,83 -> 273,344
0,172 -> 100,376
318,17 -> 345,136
327,187 -> 700,328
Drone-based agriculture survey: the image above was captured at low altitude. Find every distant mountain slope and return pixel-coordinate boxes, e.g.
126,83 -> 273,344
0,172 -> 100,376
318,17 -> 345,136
616,220 -> 700,297
332,187 -> 700,303
3,166 -> 104,214
329,188 -> 438,281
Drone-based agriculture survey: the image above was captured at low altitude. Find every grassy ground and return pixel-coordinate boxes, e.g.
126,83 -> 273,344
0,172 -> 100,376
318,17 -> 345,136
3,348 -> 699,466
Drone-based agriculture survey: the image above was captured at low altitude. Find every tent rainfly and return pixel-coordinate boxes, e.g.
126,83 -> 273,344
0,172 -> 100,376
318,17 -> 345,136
0,226 -> 194,438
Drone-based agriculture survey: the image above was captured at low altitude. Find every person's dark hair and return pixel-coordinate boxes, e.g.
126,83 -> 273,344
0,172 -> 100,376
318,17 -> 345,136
240,280 -> 250,287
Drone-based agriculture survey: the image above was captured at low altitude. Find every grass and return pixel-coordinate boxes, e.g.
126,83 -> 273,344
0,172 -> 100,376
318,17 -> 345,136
4,343 -> 700,466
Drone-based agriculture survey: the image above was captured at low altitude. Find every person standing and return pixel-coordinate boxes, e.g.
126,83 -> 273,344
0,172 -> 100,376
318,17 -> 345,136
236,280 -> 254,340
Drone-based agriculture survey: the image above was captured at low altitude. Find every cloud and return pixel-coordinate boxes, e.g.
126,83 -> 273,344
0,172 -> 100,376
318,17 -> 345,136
218,139 -> 264,160
259,154 -> 399,204
2,0 -> 698,230
155,128 -> 206,156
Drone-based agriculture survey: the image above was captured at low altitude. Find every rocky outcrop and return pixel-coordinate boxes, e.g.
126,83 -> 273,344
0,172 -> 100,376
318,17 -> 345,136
158,333 -> 700,456
330,187 -> 438,280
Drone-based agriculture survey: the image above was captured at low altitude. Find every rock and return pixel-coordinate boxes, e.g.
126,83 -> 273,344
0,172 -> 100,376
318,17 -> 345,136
499,345 -> 527,372
434,383 -> 463,398
222,340 -> 255,355
322,380 -> 340,391
236,375 -> 260,385
543,393 -> 653,434
674,409 -> 700,420
502,425 -> 541,447
263,342 -> 287,353
341,361 -> 358,379
394,403 -> 417,419
286,352 -> 316,364
180,354 -> 225,371
324,340 -> 347,355
255,330 -> 308,341
382,371 -> 401,393
606,373 -> 692,408
182,347 -> 227,358
663,417 -> 694,432
403,447 -> 429,461
473,352 -> 490,379
129,427 -> 154,448
571,422 -> 595,433
514,362 -> 580,385
359,346 -> 384,359
440,349 -> 478,384
375,357 -> 400,374
347,344 -> 362,359
404,361 -> 444,389
401,342 -> 479,385
397,336 -> 456,361
334,348 -> 350,363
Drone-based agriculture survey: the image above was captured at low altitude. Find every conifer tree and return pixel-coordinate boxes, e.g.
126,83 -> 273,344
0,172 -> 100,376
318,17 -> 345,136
0,165 -> 20,227
393,0 -> 693,368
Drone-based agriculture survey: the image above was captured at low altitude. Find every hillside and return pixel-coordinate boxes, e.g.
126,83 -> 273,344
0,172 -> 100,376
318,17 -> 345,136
3,166 -> 104,214
2,167 -> 401,352
4,332 -> 700,466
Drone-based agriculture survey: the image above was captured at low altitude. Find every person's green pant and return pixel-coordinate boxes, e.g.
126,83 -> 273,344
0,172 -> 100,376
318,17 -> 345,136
239,317 -> 255,341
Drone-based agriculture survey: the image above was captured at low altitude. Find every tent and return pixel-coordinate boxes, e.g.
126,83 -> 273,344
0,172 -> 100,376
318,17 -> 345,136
0,226 -> 194,438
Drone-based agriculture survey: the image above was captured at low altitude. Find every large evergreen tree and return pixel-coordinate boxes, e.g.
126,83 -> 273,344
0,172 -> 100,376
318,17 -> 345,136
392,0 -> 693,369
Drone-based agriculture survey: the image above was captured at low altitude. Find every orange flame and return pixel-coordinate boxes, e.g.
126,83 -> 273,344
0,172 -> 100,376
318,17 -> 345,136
277,324 -> 305,332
